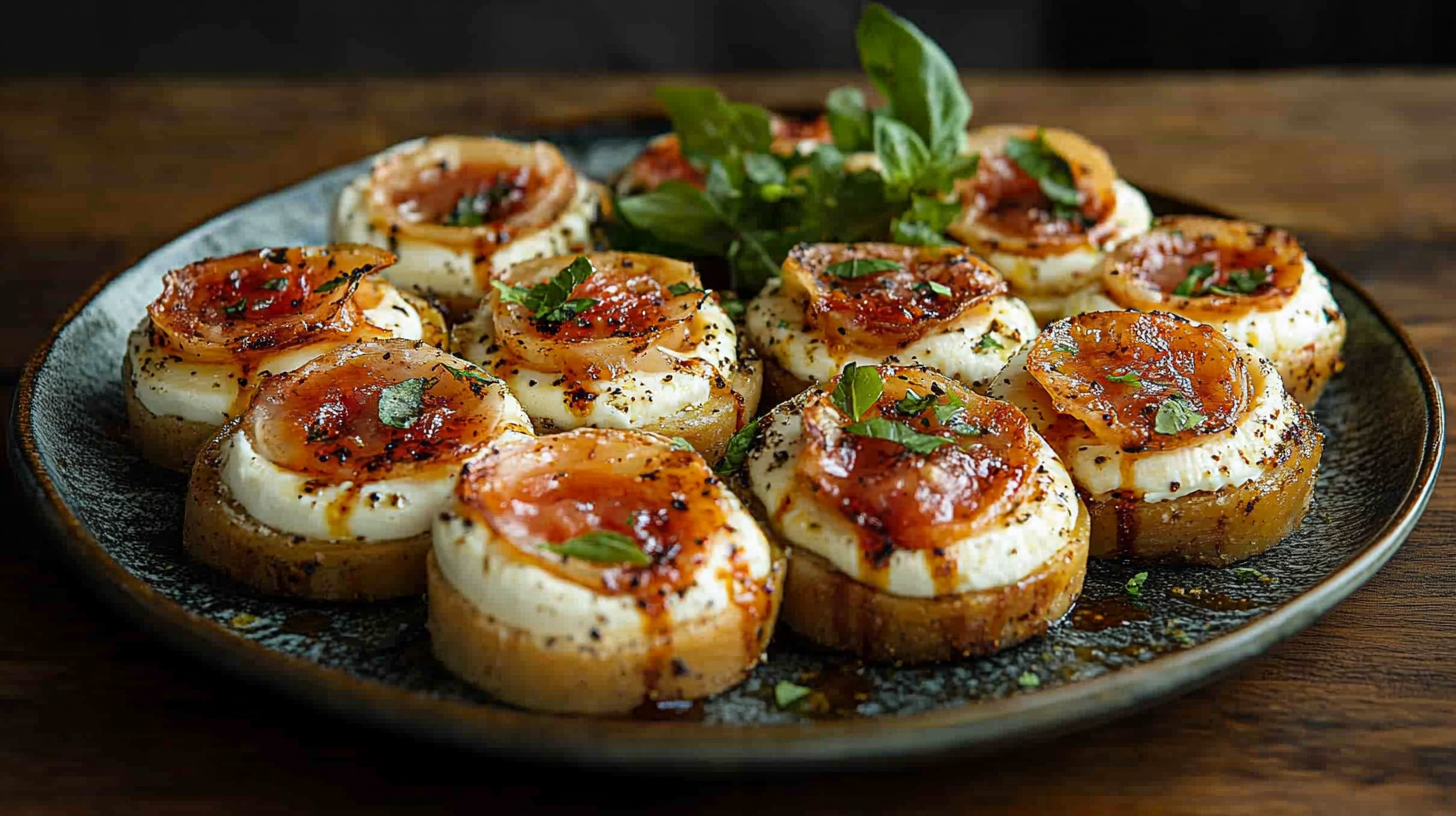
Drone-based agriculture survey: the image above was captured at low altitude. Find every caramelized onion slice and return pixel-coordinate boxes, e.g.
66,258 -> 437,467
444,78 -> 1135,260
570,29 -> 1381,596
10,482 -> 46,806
367,136 -> 577,248
952,124 -> 1119,255
796,366 -> 1036,553
1100,216 -> 1306,319
492,252 -> 703,376
245,340 -> 525,482
1026,311 -> 1253,452
148,244 -> 395,362
457,428 -> 726,601
780,243 -> 1007,351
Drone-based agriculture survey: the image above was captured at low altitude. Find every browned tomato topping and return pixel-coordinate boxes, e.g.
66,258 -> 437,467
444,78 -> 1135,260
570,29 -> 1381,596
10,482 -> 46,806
245,340 -> 521,481
1026,311 -> 1253,452
952,125 -> 1119,256
796,367 -> 1035,556
147,245 -> 395,362
374,162 -> 534,226
1100,216 -> 1305,319
459,429 -> 726,605
618,134 -> 706,193
781,243 -> 1007,351
493,252 -> 703,376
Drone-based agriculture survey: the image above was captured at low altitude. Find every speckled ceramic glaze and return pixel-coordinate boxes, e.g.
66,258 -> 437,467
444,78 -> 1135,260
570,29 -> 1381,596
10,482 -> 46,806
10,122 -> 1445,772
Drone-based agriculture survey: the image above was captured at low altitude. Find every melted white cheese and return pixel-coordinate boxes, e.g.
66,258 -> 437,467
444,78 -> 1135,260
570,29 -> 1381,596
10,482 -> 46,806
128,284 -> 425,424
987,344 -> 1300,503
332,166 -> 601,299
453,298 -> 745,430
745,278 -> 1039,392
744,400 -> 1082,598
1062,259 -> 1345,379
432,489 -> 774,651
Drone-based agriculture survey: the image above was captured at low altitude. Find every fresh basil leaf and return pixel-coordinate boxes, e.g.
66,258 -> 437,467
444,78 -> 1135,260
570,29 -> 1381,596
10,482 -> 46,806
668,436 -> 694,451
1154,394 -> 1206,435
617,182 -> 734,255
890,193 -> 962,246
440,363 -> 496,389
1106,371 -> 1141,386
1126,571 -> 1149,598
491,255 -> 599,325
541,530 -> 650,566
260,277 -> 288,291
932,392 -> 966,424
830,362 -> 884,421
914,280 -> 953,297
873,116 -> 931,195
895,389 -> 939,415
1005,128 -> 1082,211
844,416 -> 952,454
1172,263 -> 1217,297
825,257 -> 902,279
727,230 -> 788,295
825,86 -> 874,153
774,680 -> 814,710
656,85 -> 772,159
667,281 -> 707,297
743,153 -> 786,186
714,418 -> 761,476
1225,266 -> 1271,294
314,272 -> 355,295
855,3 -> 972,159
378,377 -> 432,430
221,298 -> 247,317
978,333 -> 1004,350
721,299 -> 748,320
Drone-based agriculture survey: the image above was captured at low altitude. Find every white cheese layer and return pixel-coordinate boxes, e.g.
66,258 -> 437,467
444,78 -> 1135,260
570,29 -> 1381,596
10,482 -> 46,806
331,170 -> 601,299
127,284 -> 425,424
982,180 -> 1153,319
432,492 -> 774,651
744,400 -> 1082,598
1062,259 -> 1345,382
453,298 -> 744,430
987,344 -> 1300,503
745,278 -> 1039,393
219,417 -> 534,543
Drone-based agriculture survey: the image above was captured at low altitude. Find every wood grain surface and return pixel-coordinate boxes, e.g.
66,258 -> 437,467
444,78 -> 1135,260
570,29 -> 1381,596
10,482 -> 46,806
2,71 -> 1453,814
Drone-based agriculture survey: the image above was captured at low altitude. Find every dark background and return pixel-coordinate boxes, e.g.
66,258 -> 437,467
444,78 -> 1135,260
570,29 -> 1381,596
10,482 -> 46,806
5,0 -> 1451,75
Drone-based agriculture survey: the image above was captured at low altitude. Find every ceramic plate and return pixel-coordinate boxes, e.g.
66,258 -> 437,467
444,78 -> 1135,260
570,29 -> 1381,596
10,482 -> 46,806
10,121 -> 1444,771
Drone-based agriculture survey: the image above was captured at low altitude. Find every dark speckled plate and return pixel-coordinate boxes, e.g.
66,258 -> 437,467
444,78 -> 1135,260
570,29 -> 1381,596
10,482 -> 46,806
10,121 -> 1445,772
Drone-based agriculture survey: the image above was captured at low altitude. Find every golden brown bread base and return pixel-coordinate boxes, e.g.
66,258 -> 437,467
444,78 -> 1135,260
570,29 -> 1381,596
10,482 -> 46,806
778,500 -> 1090,664
1086,409 -> 1323,565
426,544 -> 786,714
1276,321 -> 1347,407
182,419 -> 430,600
758,352 -> 816,410
123,354 -> 220,472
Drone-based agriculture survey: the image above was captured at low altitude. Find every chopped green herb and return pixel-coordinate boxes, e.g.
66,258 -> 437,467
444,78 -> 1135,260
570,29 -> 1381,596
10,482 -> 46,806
492,256 -> 599,325
895,389 -> 939,416
825,258 -> 902,279
1053,343 -> 1077,354
830,362 -> 884,422
669,436 -> 694,451
440,363 -> 496,388
774,680 -> 814,710
1005,128 -> 1082,218
378,377 -> 432,430
260,277 -> 288,291
1017,671 -> 1041,689
844,416 -> 953,454
541,531 -> 650,566
314,273 -> 353,295
1154,394 -> 1205,435
913,280 -> 953,297
1234,567 -> 1274,583
1209,266 -> 1272,296
667,281 -> 707,297
714,419 -> 760,476
721,299 -> 747,320
977,333 -> 1004,350
1172,263 -> 1217,297
1106,371 -> 1142,386
221,298 -> 247,317
1126,571 -> 1149,598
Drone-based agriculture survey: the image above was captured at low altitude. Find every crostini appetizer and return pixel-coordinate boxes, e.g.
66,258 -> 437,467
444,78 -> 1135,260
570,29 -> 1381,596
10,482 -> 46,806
1063,216 -> 1346,406
126,245 -> 446,471
183,340 -> 532,600
429,428 -> 783,714
948,125 -> 1152,322
741,364 -> 1088,663
615,114 -> 832,195
332,136 -> 605,318
988,310 -> 1323,565
453,252 -> 762,462
745,243 -> 1038,405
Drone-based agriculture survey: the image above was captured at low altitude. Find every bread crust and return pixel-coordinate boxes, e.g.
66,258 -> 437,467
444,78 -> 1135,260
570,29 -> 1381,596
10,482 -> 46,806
182,418 -> 430,600
758,352 -> 816,411
1277,319 -> 1347,407
777,500 -> 1090,664
426,541 -> 786,714
1086,409 -> 1323,565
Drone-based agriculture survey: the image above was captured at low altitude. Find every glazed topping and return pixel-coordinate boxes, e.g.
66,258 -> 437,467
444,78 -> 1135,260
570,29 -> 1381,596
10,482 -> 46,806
1100,216 -> 1305,318
147,245 -> 395,362
245,341 -> 519,481
780,243 -> 1006,350
492,252 -> 704,375
619,134 -> 706,193
458,429 -> 726,602
796,365 -> 1035,554
368,136 -> 577,249
1025,311 -> 1253,452
957,125 -> 1119,253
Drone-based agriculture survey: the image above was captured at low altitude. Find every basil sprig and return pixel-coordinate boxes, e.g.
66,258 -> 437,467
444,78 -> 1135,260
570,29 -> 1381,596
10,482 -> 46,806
1005,128 -> 1082,220
540,531 -> 651,566
714,419 -> 760,476
492,256 -> 598,325
830,362 -> 884,421
844,416 -> 952,454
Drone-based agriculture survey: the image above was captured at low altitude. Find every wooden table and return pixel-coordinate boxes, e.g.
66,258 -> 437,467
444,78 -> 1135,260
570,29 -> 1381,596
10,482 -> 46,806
2,72 -> 1453,814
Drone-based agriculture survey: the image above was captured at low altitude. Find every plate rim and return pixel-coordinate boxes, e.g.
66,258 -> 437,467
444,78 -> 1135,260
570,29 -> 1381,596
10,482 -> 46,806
9,162 -> 1446,772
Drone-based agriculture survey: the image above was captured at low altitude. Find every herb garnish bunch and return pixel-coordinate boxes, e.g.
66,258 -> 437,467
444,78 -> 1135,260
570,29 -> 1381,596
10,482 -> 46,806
613,3 -> 978,298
